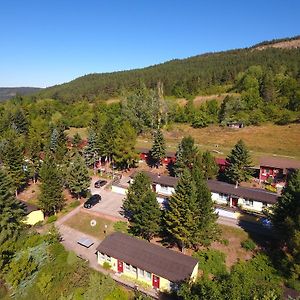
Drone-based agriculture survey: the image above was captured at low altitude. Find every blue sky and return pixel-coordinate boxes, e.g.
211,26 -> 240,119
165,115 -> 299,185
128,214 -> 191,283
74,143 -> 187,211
1,0 -> 299,87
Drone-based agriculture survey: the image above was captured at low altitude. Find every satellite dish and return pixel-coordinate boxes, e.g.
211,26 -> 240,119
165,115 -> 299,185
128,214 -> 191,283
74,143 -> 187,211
90,220 -> 97,227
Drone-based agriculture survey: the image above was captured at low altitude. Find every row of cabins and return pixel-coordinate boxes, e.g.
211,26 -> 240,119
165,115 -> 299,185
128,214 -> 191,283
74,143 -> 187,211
127,171 -> 278,214
137,147 -> 300,189
96,232 -> 198,292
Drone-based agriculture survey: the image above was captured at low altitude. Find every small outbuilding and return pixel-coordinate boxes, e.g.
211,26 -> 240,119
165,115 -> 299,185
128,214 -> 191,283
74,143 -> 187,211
96,232 -> 198,292
21,201 -> 44,225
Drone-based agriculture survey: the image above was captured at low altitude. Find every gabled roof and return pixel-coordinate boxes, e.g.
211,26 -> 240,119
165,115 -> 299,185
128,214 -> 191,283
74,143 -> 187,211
20,200 -> 39,214
207,180 -> 278,204
131,171 -> 178,187
96,232 -> 198,282
260,157 -> 300,171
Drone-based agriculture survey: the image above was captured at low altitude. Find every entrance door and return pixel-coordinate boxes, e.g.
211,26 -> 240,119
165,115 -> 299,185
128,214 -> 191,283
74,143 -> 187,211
152,275 -> 160,289
232,197 -> 238,207
117,260 -> 123,273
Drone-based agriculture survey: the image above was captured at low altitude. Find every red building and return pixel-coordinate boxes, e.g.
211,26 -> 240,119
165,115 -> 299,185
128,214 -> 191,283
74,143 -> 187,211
259,157 -> 300,188
136,148 -> 176,165
215,157 -> 228,172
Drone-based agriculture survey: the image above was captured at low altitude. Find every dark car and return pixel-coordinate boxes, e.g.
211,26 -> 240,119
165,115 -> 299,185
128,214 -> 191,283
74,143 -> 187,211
94,180 -> 107,188
84,194 -> 101,209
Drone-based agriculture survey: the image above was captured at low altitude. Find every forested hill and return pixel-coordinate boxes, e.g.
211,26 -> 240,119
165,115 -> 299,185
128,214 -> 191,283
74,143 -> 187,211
38,36 -> 300,102
0,87 -> 42,101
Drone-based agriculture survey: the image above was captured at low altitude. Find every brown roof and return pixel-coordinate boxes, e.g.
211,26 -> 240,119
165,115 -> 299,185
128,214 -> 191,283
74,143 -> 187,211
207,180 -> 278,204
260,157 -> 300,171
20,200 -> 39,214
135,147 -> 176,158
131,171 -> 178,187
96,232 -> 198,282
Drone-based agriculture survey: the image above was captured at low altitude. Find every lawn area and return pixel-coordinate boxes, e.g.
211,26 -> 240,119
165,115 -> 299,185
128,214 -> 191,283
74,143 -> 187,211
65,127 -> 88,139
210,224 -> 253,268
64,211 -> 117,239
137,123 -> 300,161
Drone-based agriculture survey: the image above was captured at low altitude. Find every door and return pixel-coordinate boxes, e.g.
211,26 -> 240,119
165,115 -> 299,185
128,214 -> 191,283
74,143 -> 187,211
152,275 -> 160,289
232,197 -> 238,207
117,260 -> 123,273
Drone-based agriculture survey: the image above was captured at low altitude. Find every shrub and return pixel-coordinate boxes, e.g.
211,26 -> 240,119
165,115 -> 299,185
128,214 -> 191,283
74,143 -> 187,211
103,262 -> 111,270
221,239 -> 229,246
113,221 -> 128,233
241,239 -> 256,251
193,249 -> 227,277
47,215 -> 58,223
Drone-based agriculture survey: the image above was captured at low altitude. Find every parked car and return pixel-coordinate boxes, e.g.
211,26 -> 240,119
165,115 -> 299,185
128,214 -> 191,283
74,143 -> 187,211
84,194 -> 101,209
94,180 -> 107,188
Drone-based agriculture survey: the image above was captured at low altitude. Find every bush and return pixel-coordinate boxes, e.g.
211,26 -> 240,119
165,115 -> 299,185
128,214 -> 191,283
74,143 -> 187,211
241,239 -> 256,251
47,215 -> 58,223
221,239 -> 229,246
103,262 -> 111,270
193,249 -> 227,277
113,221 -> 128,233
287,278 -> 300,292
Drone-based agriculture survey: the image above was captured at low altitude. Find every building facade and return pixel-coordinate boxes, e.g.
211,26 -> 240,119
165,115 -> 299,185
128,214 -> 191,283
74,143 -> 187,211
96,232 -> 198,292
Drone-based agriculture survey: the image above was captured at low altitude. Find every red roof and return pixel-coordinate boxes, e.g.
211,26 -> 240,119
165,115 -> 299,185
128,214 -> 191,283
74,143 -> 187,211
215,158 -> 228,166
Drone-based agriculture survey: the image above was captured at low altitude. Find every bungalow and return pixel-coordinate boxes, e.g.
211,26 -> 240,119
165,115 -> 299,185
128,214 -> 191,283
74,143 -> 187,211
130,171 -> 178,205
135,148 -> 176,165
227,121 -> 244,128
208,180 -> 278,213
96,232 -> 198,292
259,157 -> 300,188
21,201 -> 44,225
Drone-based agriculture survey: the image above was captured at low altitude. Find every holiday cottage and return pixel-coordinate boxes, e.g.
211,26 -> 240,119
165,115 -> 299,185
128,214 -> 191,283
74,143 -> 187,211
208,180 -> 278,213
259,157 -> 300,189
96,232 -> 198,292
21,201 -> 44,225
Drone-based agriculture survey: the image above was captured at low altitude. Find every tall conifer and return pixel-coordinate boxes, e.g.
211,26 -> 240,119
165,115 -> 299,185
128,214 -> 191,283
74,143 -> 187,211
150,129 -> 166,167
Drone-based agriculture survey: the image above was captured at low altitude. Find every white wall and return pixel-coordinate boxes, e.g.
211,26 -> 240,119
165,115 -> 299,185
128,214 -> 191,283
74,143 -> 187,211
111,185 -> 127,195
155,184 -> 175,196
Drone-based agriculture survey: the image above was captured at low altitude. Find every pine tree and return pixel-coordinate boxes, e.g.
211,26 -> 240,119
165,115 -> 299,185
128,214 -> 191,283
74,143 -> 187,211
164,169 -> 197,251
72,132 -> 82,148
38,155 -> 64,215
67,152 -> 90,199
272,170 -> 300,280
122,172 -> 161,240
225,139 -> 253,186
150,129 -> 166,167
49,126 -> 67,163
202,151 -> 218,179
174,136 -> 198,176
0,169 -> 25,245
191,162 -> 219,247
1,133 -> 27,194
84,130 -> 99,168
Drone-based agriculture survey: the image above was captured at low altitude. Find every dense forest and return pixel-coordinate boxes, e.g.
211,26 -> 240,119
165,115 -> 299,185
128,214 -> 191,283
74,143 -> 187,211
36,37 -> 300,102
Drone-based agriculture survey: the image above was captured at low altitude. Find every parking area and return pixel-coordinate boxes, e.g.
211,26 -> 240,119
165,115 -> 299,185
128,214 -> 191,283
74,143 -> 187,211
88,178 -> 126,219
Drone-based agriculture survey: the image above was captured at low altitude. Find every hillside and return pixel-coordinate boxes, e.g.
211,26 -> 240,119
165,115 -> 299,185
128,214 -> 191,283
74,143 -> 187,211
0,87 -> 42,101
37,36 -> 300,102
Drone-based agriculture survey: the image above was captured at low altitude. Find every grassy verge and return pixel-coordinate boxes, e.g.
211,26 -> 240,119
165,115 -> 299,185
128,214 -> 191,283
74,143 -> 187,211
64,212 -> 116,239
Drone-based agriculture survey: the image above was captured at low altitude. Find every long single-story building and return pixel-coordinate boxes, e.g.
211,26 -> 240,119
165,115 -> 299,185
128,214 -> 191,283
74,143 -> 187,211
207,180 -> 278,213
96,232 -> 198,292
21,201 -> 44,225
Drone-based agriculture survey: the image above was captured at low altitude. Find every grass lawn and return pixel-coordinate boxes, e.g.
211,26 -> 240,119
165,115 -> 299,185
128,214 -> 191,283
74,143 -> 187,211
65,127 -> 88,139
137,123 -> 300,161
210,224 -> 253,268
64,211 -> 116,239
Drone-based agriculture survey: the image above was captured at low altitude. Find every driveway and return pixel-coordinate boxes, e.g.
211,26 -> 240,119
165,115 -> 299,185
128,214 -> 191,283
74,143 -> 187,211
89,178 -> 125,219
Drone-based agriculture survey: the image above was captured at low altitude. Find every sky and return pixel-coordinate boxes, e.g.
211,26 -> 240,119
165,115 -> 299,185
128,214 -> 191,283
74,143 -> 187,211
0,0 -> 299,88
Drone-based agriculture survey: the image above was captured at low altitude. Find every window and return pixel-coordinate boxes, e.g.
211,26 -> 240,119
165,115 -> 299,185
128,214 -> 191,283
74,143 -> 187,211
145,271 -> 151,280
244,199 -> 253,207
131,266 -> 137,273
100,253 -> 105,260
106,255 -> 111,262
125,263 -> 130,271
139,269 -> 144,277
